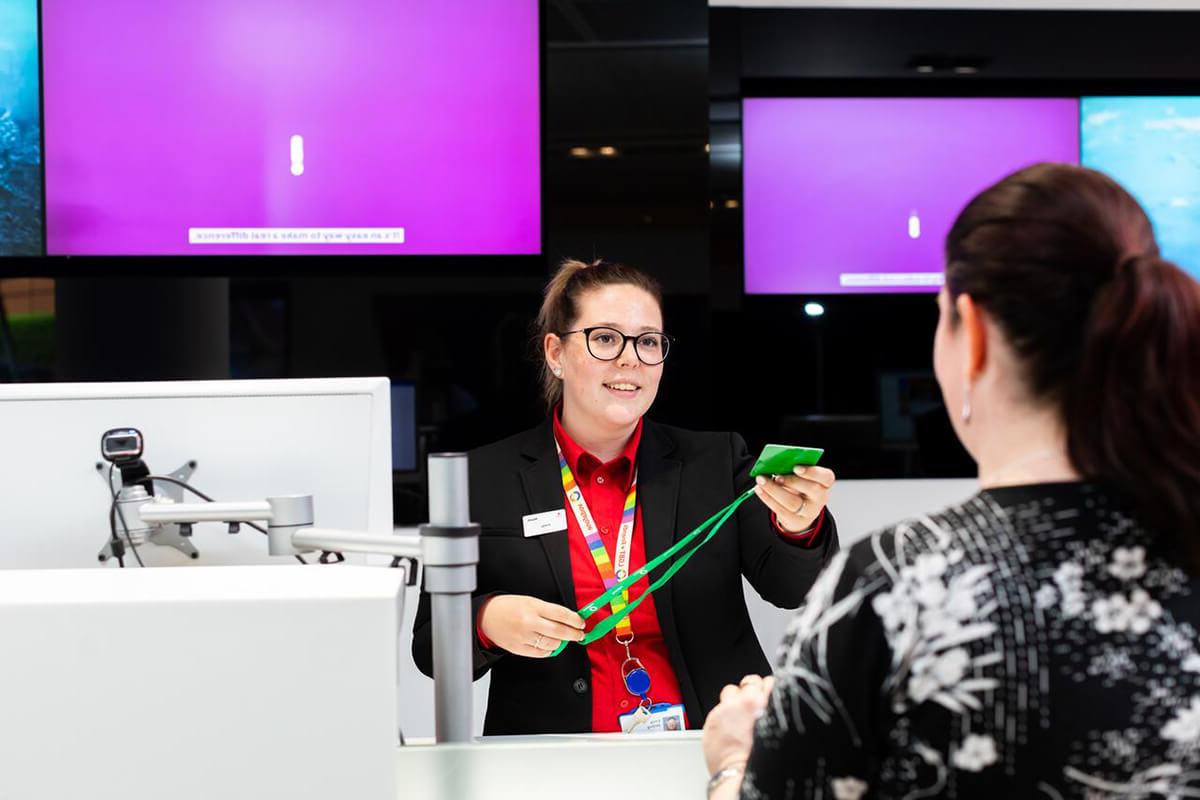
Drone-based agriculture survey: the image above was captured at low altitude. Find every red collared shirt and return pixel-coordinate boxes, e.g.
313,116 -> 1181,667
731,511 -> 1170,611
772,505 -> 826,543
551,413 -> 687,732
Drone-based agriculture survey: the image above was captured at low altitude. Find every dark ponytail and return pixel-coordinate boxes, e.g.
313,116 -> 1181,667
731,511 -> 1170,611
946,163 -> 1200,570
1067,253 -> 1200,567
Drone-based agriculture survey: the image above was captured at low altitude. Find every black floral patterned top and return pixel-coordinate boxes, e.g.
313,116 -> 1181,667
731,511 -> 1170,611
743,482 -> 1200,800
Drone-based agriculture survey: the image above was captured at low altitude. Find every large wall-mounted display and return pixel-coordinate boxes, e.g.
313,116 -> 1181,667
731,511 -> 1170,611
1082,96 -> 1200,282
0,0 -> 43,257
742,97 -> 1081,295
41,0 -> 540,256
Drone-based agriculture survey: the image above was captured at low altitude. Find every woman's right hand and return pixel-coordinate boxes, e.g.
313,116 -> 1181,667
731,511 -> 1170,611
478,594 -> 587,657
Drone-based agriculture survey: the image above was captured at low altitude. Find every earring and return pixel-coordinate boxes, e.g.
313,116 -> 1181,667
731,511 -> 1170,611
961,385 -> 972,425
552,367 -> 562,378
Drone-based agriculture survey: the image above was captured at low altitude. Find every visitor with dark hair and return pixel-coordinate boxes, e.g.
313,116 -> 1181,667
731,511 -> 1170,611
702,163 -> 1200,799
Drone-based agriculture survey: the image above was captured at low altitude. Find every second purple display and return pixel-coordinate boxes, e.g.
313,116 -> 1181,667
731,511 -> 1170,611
743,97 -> 1082,294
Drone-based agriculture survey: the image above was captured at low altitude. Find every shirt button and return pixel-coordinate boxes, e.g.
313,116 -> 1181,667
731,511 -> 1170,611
596,475 -> 606,485
601,526 -> 610,534
620,699 -> 629,709
572,678 -> 588,694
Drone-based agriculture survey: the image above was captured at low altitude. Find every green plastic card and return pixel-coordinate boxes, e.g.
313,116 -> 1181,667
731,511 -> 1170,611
749,443 -> 824,477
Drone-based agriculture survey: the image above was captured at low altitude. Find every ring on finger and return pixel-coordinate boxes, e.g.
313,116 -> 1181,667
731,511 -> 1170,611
795,499 -> 807,517
533,633 -> 544,650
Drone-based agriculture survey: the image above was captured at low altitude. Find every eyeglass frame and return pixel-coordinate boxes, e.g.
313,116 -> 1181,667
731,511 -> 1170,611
557,326 -> 675,365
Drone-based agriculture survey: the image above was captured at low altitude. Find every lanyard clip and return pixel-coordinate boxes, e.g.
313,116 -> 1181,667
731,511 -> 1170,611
615,632 -> 634,662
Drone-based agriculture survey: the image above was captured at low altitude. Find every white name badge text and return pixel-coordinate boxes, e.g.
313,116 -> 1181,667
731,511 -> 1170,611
522,509 -> 567,537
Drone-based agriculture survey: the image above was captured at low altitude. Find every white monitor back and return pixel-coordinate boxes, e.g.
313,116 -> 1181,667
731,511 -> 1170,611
0,565 -> 403,800
0,378 -> 392,569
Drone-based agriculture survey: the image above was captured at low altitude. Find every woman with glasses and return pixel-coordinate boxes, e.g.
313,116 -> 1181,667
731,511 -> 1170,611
413,258 -> 840,735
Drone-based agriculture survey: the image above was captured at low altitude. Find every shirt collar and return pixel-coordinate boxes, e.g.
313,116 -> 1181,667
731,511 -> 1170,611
552,405 -> 643,490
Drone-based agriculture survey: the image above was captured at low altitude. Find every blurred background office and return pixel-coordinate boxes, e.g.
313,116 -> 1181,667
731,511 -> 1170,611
2,0 -> 1199,525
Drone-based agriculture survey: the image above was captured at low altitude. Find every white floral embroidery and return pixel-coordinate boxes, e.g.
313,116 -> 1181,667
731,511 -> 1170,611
873,553 -> 986,643
788,550 -> 852,643
1161,698 -> 1200,744
871,590 -> 908,633
1109,546 -> 1148,581
1099,728 -> 1142,768
1158,624 -> 1197,656
909,648 -> 971,704
1056,561 -> 1084,582
767,550 -> 876,744
908,551 -> 950,583
1035,583 -> 1059,610
1053,561 -> 1088,618
754,487 -> 1200,799
869,533 -> 999,720
1092,589 -> 1164,635
1088,647 -> 1137,683
1065,763 -> 1189,797
831,776 -> 869,800
951,734 -> 999,772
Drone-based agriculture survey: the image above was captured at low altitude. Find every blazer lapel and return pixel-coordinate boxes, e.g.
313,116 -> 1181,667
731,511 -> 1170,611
518,420 -> 578,610
637,420 -> 682,581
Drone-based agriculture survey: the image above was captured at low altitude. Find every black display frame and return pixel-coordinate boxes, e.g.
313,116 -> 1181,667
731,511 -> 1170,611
710,5 -> 1200,306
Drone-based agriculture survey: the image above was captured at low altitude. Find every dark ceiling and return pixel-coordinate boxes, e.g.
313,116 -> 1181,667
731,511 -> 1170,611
542,0 -> 709,279
546,0 -> 706,43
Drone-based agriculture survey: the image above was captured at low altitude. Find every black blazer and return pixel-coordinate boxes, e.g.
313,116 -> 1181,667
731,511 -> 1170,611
412,417 -> 839,735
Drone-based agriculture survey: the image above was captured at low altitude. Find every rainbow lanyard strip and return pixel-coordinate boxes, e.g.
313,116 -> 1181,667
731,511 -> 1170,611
555,440 -> 637,641
548,486 -> 756,657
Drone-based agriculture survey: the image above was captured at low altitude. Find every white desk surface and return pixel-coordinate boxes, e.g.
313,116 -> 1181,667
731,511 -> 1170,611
396,732 -> 707,799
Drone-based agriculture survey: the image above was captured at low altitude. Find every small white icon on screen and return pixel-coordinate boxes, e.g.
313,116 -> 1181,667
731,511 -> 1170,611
290,135 -> 304,176
908,210 -> 921,240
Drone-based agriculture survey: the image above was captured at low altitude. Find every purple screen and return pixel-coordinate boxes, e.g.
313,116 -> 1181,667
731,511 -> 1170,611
42,0 -> 540,256
743,98 -> 1081,294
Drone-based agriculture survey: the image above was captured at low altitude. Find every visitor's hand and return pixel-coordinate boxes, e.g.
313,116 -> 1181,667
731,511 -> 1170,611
702,673 -> 776,775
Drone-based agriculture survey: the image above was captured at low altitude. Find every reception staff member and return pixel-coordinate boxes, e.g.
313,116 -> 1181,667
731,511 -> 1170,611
413,258 -> 839,735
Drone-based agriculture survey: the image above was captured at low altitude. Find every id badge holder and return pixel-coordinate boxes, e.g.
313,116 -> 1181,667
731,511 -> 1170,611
618,704 -> 653,733
618,702 -> 687,733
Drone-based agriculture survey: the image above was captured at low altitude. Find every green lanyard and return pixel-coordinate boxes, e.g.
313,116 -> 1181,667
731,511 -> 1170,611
548,487 -> 756,657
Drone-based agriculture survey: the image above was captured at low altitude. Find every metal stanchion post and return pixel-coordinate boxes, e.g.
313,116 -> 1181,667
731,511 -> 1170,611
420,453 -> 479,744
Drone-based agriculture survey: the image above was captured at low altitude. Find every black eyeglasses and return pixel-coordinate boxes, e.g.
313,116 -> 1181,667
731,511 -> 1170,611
559,326 -> 674,365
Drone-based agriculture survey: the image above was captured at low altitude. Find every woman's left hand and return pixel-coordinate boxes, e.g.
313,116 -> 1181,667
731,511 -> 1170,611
753,465 -> 836,533
702,674 -> 776,776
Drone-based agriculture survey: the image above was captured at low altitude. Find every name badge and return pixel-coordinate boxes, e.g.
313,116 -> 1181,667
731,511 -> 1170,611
618,702 -> 687,734
522,509 -> 567,538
